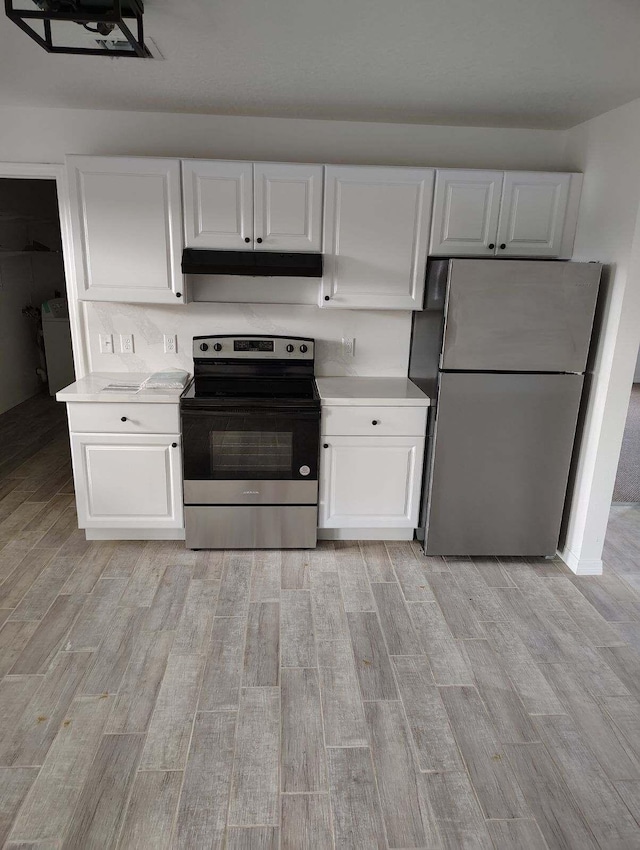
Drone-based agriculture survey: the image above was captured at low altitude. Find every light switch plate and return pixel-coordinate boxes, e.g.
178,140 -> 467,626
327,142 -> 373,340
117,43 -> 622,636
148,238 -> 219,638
120,334 -> 134,354
164,334 -> 177,354
99,333 -> 113,354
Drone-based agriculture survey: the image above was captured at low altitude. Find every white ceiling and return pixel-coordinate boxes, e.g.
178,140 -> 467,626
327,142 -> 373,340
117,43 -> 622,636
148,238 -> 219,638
2,0 -> 640,129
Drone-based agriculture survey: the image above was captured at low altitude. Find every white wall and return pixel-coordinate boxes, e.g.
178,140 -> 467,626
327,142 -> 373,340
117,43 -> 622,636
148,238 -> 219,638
560,97 -> 640,572
0,179 -> 66,414
0,105 -> 569,170
634,345 -> 640,383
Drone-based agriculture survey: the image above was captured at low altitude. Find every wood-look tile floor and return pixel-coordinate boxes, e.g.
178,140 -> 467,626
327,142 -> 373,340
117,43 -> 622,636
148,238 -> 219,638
2,395 -> 640,848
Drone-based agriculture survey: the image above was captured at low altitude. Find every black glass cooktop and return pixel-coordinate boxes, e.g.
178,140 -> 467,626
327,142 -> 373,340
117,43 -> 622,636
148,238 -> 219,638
181,377 -> 320,408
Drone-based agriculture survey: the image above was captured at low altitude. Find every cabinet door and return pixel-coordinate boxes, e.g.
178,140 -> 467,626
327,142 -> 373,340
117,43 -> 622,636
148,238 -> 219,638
254,163 -> 323,252
322,166 -> 434,310
67,156 -> 184,304
71,433 -> 183,529
430,169 -> 503,256
496,172 -> 571,257
319,435 -> 424,528
182,160 -> 253,249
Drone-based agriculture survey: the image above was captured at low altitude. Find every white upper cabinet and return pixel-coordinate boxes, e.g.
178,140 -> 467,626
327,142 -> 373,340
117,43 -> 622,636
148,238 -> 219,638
429,170 -> 503,256
182,160 -> 253,250
67,156 -> 185,304
254,163 -> 323,252
322,166 -> 434,310
496,171 -> 572,257
430,168 -> 577,258
183,160 -> 323,252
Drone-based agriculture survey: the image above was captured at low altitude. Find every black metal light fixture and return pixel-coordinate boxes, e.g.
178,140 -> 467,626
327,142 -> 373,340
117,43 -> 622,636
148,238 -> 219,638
5,0 -> 151,57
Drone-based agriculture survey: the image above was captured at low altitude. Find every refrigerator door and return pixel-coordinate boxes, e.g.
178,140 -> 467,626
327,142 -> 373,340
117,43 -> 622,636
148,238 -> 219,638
424,371 -> 584,556
440,260 -> 601,373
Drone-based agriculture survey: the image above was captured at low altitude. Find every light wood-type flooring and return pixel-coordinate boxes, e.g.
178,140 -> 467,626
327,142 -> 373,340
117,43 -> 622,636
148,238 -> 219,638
1,393 -> 640,848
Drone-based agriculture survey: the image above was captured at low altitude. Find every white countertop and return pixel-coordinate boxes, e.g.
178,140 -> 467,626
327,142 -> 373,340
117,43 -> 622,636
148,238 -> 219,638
316,377 -> 431,406
56,373 -> 188,404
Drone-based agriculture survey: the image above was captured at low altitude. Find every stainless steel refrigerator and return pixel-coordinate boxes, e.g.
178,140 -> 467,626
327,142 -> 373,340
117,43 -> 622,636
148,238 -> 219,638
409,258 -> 602,557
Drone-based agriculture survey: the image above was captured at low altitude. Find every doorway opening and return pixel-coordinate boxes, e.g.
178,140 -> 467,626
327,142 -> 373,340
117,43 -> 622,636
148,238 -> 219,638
0,177 -> 75,417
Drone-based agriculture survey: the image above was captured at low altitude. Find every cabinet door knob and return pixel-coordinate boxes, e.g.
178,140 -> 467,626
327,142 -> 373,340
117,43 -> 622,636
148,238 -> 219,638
499,244 -> 506,250
176,292 -> 182,298
121,416 -> 127,422
372,420 -> 379,425
323,443 -> 329,449
324,295 -> 330,301
244,237 -> 251,243
171,442 -> 178,448
256,237 -> 263,244
488,243 -> 495,249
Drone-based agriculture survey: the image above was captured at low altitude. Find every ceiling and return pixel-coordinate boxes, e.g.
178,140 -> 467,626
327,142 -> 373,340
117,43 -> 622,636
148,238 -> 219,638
1,0 -> 640,129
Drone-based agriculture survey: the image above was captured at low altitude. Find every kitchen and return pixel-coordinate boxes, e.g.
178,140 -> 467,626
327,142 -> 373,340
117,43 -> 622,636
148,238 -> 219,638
2,1 -> 640,848
56,157 -> 593,557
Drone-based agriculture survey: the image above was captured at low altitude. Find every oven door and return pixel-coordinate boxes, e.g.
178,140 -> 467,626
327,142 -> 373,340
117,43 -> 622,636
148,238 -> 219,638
182,407 -> 319,505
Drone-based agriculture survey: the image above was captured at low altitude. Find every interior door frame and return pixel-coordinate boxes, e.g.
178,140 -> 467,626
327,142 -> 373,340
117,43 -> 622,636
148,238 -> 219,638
0,161 -> 88,378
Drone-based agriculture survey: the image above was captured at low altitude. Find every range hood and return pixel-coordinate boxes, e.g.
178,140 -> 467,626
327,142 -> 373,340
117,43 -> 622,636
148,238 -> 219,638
182,249 -> 323,278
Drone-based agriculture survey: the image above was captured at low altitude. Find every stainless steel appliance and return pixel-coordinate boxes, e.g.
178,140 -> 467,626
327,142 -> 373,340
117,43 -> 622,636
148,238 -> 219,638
409,259 -> 602,556
181,335 -> 320,549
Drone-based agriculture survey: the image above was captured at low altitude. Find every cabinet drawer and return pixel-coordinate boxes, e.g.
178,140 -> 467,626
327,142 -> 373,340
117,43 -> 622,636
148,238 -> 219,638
322,405 -> 427,436
67,402 -> 179,434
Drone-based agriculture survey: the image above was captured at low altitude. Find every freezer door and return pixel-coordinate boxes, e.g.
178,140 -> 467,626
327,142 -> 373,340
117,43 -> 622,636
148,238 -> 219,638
424,372 -> 583,556
440,260 -> 601,372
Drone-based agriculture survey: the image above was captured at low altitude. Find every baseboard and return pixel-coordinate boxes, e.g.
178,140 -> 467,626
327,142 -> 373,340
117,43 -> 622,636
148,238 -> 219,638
557,545 -> 603,575
85,528 -> 185,541
318,528 -> 414,541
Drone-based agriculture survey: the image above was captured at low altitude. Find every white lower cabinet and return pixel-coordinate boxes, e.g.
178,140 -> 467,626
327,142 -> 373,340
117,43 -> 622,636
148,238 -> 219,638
318,398 -> 427,539
70,432 -> 183,530
319,435 -> 424,529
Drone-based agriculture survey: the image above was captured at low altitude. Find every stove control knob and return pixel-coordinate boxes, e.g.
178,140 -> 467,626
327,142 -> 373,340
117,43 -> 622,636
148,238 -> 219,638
213,343 -> 223,352
286,344 -> 294,353
199,343 -> 208,352
299,465 -> 310,476
300,344 -> 308,353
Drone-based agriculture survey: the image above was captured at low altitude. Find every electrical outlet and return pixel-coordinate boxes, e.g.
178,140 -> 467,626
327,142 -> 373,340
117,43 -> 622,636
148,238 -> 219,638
341,337 -> 356,357
120,334 -> 134,354
164,334 -> 177,354
99,333 -> 114,354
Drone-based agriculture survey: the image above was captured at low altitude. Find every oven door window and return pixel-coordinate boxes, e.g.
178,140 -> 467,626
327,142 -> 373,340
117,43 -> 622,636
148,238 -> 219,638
210,430 -> 292,475
182,411 -> 318,481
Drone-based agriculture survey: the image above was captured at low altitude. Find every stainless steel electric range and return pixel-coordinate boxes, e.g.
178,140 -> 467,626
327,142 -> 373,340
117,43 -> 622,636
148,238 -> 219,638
180,335 -> 321,550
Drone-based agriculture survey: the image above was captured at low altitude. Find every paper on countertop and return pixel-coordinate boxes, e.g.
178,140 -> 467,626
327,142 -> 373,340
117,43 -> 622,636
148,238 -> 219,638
141,370 -> 190,390
101,381 -> 143,393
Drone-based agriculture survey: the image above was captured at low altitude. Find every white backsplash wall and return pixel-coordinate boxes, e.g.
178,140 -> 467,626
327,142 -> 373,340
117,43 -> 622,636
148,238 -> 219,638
85,301 -> 412,377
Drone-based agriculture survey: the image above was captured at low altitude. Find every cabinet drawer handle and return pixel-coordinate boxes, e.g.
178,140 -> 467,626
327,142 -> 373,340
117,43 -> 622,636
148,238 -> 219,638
244,237 -> 251,243
171,442 -> 178,448
324,295 -> 330,301
323,443 -> 329,449
488,243 -> 495,249
176,292 -> 182,298
371,420 -> 379,425
499,244 -> 506,250
121,416 -> 127,422
256,237 -> 263,244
